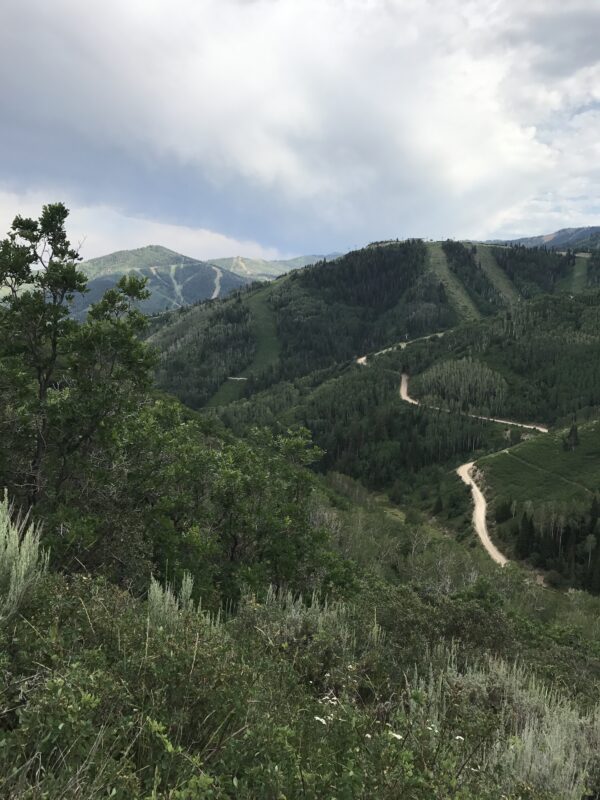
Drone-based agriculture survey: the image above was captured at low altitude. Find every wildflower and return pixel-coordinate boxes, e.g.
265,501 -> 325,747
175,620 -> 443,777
365,733 -> 372,739
455,735 -> 465,741
314,716 -> 327,725
388,731 -> 403,740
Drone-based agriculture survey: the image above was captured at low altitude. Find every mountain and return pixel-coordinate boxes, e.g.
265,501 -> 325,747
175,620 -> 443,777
495,226 -> 600,251
210,252 -> 342,281
149,239 -> 456,408
5,204 -> 600,798
149,239 -> 587,410
76,245 -> 251,316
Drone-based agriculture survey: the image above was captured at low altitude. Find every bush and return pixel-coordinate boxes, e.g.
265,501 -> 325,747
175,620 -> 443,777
0,492 -> 48,621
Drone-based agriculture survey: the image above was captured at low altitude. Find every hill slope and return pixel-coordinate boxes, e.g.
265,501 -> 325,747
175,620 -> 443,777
497,226 -> 600,251
210,252 -> 341,281
150,240 -> 461,407
151,240 -> 583,410
77,245 -> 250,316
479,419 -> 600,589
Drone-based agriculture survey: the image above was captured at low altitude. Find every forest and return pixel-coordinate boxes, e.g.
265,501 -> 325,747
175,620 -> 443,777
150,241 -> 584,413
490,244 -> 573,296
400,292 -> 600,424
442,240 -> 504,314
3,206 -> 600,798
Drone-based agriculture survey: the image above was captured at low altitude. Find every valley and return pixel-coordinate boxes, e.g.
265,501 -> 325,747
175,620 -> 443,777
3,209 -> 600,799
5,1 -> 600,794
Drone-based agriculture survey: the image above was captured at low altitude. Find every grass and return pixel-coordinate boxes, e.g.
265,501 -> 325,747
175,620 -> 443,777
572,256 -> 589,293
479,420 -> 600,506
426,242 -> 481,321
474,244 -> 521,304
207,286 -> 282,406
556,255 -> 589,294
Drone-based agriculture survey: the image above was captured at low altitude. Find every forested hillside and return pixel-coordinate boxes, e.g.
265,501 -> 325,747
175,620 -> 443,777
3,205 -> 600,798
76,245 -> 249,317
400,292 -> 600,424
150,240 -> 459,408
151,240 -> 585,412
480,421 -> 600,591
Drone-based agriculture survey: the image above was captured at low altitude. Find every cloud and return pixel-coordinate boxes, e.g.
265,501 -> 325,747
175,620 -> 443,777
0,188 -> 281,261
0,0 -> 598,252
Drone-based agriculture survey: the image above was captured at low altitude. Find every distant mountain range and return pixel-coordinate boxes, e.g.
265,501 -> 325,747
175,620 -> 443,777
493,226 -> 600,251
76,246 -> 338,317
75,245 -> 249,317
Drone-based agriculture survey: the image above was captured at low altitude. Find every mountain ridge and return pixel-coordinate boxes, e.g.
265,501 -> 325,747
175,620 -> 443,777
491,225 -> 600,251
76,245 -> 250,317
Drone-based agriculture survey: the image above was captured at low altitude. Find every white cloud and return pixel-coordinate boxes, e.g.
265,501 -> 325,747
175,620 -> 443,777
0,188 -> 281,261
0,0 -> 598,248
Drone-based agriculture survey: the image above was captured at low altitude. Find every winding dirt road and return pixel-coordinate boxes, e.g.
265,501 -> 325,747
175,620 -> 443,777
398,371 -> 548,565
400,373 -> 548,433
456,462 -> 508,566
358,338 -> 549,567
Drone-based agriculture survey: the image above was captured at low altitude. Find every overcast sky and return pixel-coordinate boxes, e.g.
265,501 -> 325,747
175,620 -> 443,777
1,0 -> 599,260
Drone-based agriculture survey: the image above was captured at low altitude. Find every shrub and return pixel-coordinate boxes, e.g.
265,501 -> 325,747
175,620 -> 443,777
0,492 -> 48,621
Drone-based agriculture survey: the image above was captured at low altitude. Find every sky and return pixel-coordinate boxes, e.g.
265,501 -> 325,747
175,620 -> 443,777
0,0 -> 599,261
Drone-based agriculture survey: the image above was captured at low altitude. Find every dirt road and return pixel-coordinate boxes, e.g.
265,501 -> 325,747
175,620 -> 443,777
456,462 -> 508,566
400,373 -> 548,433
358,337 -> 549,567
400,371 -> 549,565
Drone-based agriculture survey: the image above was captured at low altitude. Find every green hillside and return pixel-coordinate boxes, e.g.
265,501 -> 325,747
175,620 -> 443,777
6,205 -> 600,798
473,244 -> 521,304
151,240 -> 587,414
76,245 -> 250,316
80,244 -> 191,278
151,240 -> 462,408
426,241 -> 481,319
207,288 -> 281,406
479,420 -> 600,590
399,292 -> 600,425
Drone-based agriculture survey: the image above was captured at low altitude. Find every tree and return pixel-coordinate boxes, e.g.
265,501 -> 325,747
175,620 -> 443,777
0,203 -> 153,515
564,423 -> 579,451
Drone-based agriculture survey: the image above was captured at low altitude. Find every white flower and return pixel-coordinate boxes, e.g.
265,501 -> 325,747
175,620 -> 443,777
388,731 -> 403,740
455,735 -> 465,741
365,733 -> 372,739
314,716 -> 327,725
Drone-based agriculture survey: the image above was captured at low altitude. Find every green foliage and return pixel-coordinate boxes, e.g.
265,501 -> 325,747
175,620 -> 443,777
442,240 -> 504,313
491,244 -> 573,297
151,294 -> 256,408
2,562 -> 600,799
480,421 -> 600,589
75,245 -> 249,317
588,251 -> 600,288
0,493 -> 47,621
401,292 -> 600,424
0,204 -> 154,515
474,244 -> 521,303
412,357 -> 508,416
